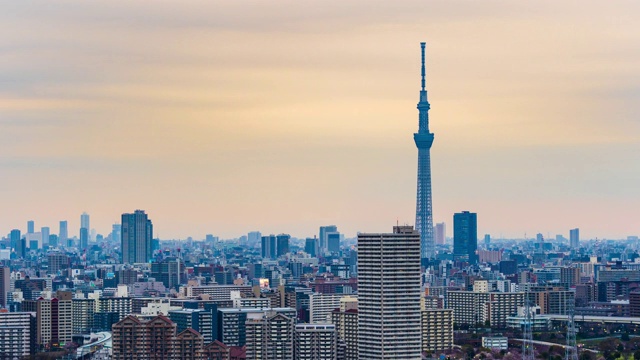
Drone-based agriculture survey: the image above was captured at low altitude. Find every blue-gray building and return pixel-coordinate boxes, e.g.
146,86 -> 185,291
169,309 -> 213,343
453,211 -> 477,264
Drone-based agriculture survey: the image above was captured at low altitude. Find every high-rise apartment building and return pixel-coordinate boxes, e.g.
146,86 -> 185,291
295,324 -> 338,360
48,252 -> 70,274
22,294 -> 73,346
0,267 -> 9,308
309,293 -> 343,324
434,222 -> 446,245
447,291 -> 524,328
357,226 -> 422,359
112,315 -> 205,360
217,307 -> 296,347
72,298 -> 95,334
59,221 -> 68,245
0,312 -> 36,358
245,312 -> 295,360
121,210 -> 153,264
453,211 -> 478,264
570,228 -> 580,249
332,308 -> 358,360
169,308 -> 213,343
421,309 -> 454,354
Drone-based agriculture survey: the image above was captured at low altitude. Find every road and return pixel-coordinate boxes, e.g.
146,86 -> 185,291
512,338 -> 598,354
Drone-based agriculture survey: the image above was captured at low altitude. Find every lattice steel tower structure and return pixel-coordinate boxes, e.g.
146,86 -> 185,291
414,42 -> 435,261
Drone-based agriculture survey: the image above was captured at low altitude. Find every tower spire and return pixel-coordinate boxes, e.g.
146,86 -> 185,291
421,42 -> 426,91
414,41 -> 435,262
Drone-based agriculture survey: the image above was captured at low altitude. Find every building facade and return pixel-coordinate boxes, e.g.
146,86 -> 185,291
358,226 -> 422,359
121,210 -> 153,264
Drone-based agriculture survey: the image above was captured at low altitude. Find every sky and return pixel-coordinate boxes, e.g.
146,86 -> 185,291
1,1 -> 639,240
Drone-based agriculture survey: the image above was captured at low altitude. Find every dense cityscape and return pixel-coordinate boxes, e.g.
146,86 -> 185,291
1,41 -> 639,360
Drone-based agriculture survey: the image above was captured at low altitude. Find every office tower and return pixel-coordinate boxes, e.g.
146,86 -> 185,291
332,308 -> 358,360
0,312 -> 36,358
319,225 -> 338,255
121,210 -> 153,264
151,258 -> 182,290
305,237 -> 318,257
248,231 -> 262,248
11,229 -> 26,259
80,212 -> 90,231
570,228 -> 580,249
327,232 -> 340,253
59,221 -> 68,244
79,227 -> 89,251
168,308 -> 213,343
414,42 -> 436,261
358,226 -> 422,359
484,234 -> 491,247
421,309 -> 454,353
111,223 -> 121,243
49,234 -> 58,247
72,298 -> 95,334
276,234 -> 290,257
245,312 -> 295,360
261,235 -> 277,259
434,222 -> 446,245
453,211 -> 478,264
41,227 -> 50,247
0,267 -> 9,308
295,324 -> 338,360
21,293 -> 73,346
48,252 -> 70,274
27,220 -> 34,234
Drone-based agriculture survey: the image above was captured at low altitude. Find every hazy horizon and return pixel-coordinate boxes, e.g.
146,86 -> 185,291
1,1 -> 639,240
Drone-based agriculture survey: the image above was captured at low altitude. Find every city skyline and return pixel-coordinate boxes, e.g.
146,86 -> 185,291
2,1 -> 639,240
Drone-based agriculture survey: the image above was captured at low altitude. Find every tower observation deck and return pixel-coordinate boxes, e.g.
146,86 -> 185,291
414,42 -> 435,261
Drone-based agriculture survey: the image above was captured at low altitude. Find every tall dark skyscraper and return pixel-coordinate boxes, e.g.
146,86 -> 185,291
570,228 -> 580,249
121,210 -> 153,264
453,211 -> 478,264
27,220 -> 34,234
276,234 -> 290,257
10,229 -> 25,259
414,42 -> 435,261
59,221 -> 68,245
79,228 -> 89,251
